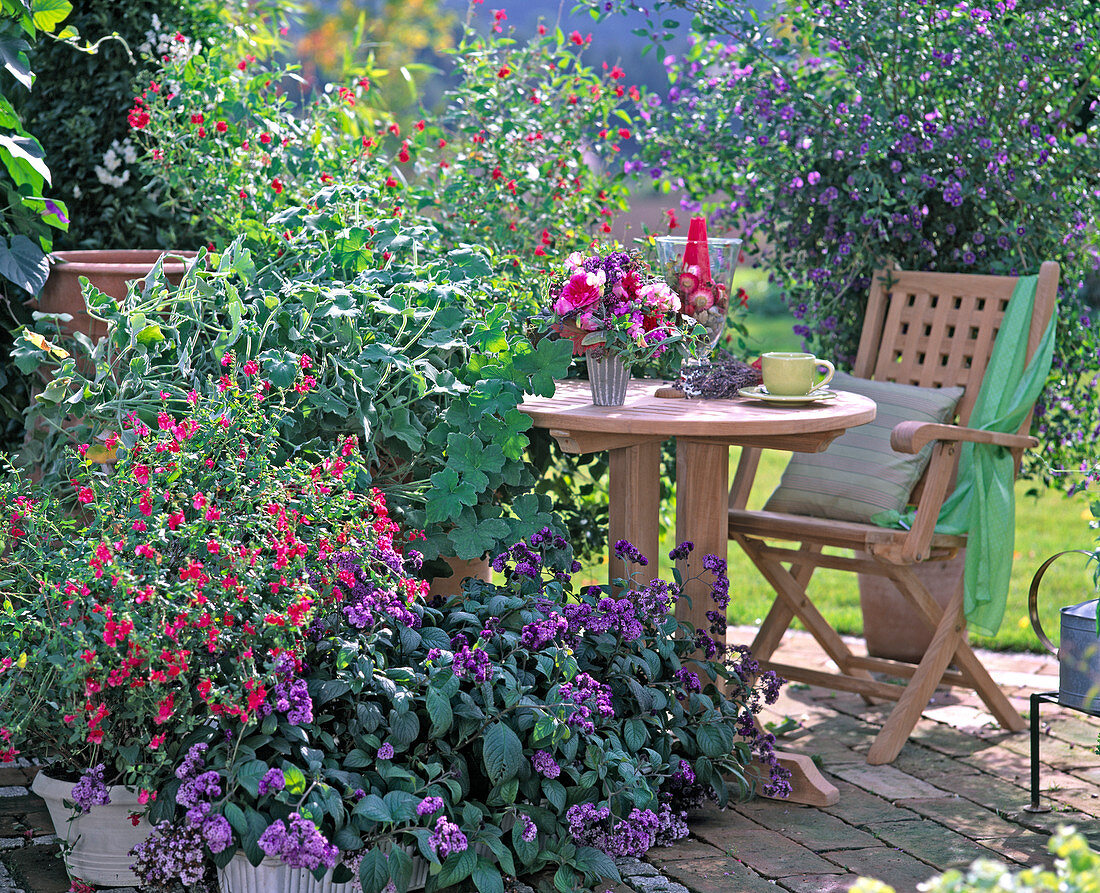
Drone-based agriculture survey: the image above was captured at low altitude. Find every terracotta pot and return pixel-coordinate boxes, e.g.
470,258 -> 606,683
31,770 -> 153,886
427,554 -> 491,599
36,249 -> 196,339
858,550 -> 968,663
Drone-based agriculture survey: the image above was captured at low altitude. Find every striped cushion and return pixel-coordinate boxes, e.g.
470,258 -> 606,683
763,372 -> 965,524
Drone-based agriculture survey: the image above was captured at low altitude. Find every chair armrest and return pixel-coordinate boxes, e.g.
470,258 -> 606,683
890,421 -> 1037,455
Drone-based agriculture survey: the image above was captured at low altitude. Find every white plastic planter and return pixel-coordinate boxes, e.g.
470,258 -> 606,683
30,771 -> 154,886
217,848 -> 432,893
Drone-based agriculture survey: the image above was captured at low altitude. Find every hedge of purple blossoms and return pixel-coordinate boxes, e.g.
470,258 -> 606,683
605,0 -> 1100,493
128,528 -> 787,892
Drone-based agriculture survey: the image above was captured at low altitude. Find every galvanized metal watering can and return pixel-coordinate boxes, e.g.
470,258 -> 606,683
1028,550 -> 1100,715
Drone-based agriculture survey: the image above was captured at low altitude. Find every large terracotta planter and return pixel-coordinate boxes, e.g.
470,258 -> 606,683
858,550 -> 967,663
427,554 -> 491,599
31,770 -> 153,886
36,249 -> 196,339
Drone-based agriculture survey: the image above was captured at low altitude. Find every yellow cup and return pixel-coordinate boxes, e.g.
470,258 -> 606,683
760,352 -> 835,396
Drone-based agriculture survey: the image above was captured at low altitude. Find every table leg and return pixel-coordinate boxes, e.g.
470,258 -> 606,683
675,438 -> 730,648
608,441 -> 661,586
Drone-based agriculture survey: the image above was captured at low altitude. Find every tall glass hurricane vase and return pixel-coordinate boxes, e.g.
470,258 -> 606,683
656,234 -> 742,354
588,352 -> 630,406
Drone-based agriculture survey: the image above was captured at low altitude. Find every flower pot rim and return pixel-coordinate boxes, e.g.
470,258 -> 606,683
49,249 -> 198,274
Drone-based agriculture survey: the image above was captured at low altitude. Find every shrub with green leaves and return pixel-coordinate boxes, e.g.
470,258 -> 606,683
17,224 -> 572,565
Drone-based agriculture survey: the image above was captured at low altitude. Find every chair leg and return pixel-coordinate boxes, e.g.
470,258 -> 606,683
740,537 -> 875,686
867,584 -> 966,765
739,537 -> 819,662
888,565 -> 1025,733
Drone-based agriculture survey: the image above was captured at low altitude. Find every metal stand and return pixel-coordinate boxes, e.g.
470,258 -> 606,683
1020,695 -> 1056,813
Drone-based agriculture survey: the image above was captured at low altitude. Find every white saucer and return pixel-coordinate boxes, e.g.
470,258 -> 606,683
738,385 -> 839,405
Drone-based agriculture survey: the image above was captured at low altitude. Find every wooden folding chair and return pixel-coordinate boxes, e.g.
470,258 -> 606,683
728,262 -> 1059,764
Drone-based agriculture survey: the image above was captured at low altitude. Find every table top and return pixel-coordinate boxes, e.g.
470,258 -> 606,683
519,379 -> 876,438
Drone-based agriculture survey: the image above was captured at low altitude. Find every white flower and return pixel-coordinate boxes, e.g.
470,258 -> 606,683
94,165 -> 130,188
71,184 -> 82,199
101,147 -> 120,172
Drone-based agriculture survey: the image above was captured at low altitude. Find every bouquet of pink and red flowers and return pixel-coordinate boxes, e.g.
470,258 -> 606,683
546,250 -> 706,364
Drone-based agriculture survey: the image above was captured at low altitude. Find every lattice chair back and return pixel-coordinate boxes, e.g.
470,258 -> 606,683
852,263 -> 1059,428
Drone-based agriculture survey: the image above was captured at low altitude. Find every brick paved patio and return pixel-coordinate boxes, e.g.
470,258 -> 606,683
1,626 -> 1096,892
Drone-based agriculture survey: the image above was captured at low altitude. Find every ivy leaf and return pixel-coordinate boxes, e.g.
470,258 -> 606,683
482,721 -> 523,785
258,351 -> 299,388
382,405 -> 424,451
443,248 -> 492,281
445,432 -> 504,493
513,338 -> 573,396
426,467 -> 477,524
506,494 -> 557,542
136,324 -> 164,346
448,517 -> 510,560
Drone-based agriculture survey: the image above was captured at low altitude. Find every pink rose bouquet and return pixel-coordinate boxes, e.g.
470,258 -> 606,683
546,250 -> 705,364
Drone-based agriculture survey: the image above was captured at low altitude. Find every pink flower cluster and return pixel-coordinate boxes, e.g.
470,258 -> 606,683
546,250 -> 687,359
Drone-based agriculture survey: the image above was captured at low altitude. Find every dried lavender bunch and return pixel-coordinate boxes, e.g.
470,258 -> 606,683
673,360 -> 761,398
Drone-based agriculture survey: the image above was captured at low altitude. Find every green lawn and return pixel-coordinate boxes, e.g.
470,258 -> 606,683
573,283 -> 1097,653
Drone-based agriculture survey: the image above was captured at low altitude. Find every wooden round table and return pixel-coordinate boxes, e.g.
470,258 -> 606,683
519,379 -> 876,635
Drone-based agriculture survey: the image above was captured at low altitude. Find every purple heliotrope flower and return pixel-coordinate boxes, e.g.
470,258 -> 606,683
531,750 -> 561,779
452,644 -> 493,682
258,768 -> 285,796
416,796 -> 444,817
377,743 -> 395,760
428,816 -> 468,860
70,764 -> 110,814
258,812 -> 338,870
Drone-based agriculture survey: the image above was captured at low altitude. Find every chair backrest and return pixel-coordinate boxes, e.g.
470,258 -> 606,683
851,261 -> 1059,429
